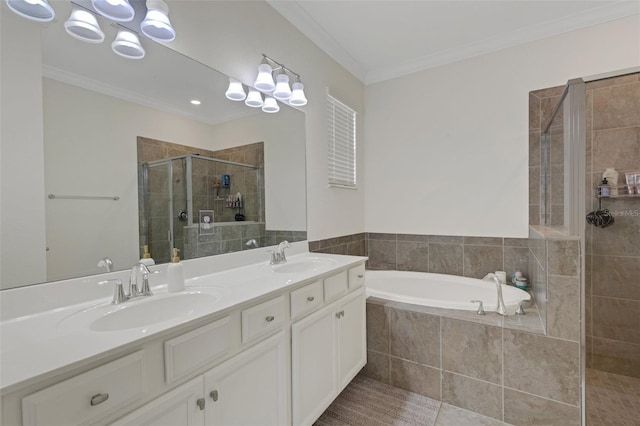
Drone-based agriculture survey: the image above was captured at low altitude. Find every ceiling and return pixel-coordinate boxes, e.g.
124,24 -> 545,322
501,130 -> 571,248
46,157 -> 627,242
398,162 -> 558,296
267,0 -> 640,84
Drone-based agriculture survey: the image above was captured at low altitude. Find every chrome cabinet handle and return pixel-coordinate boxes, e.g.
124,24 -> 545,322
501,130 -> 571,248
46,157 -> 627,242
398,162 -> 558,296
336,310 -> 345,318
90,393 -> 109,406
307,296 -> 315,302
357,274 -> 364,278
266,315 -> 275,322
210,390 -> 219,401
197,398 -> 205,410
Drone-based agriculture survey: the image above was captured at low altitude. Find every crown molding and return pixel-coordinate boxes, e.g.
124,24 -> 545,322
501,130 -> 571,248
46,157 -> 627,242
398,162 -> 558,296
43,65 -> 257,127
265,0 -> 367,82
267,0 -> 639,85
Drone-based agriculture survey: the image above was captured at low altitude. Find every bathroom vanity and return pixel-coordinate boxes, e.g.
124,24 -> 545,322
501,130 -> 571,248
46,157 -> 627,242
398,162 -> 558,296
0,249 -> 367,426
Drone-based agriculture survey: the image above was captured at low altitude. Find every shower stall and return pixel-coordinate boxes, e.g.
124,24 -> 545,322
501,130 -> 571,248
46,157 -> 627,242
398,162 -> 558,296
536,71 -> 640,425
139,154 -> 264,264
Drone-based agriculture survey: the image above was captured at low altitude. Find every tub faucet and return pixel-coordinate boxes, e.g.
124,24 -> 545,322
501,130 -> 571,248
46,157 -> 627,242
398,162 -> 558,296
483,273 -> 508,316
97,257 -> 113,272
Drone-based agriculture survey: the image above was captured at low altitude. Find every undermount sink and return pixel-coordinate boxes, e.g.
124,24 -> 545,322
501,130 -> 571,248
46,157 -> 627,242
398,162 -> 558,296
273,257 -> 337,274
59,290 -> 220,332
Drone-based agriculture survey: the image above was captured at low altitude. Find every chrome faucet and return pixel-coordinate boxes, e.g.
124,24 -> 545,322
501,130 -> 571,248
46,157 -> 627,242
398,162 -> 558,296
483,273 -> 508,316
97,257 -> 113,272
129,263 -> 153,298
99,279 -> 128,304
246,238 -> 259,248
270,240 -> 291,264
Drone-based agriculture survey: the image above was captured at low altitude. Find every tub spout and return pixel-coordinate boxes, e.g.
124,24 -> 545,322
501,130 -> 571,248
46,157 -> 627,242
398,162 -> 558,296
483,273 -> 508,316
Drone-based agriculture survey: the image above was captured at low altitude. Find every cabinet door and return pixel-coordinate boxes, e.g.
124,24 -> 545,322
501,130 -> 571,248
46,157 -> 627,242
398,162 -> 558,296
337,287 -> 367,390
111,377 -> 204,426
204,331 -> 288,426
291,303 -> 338,426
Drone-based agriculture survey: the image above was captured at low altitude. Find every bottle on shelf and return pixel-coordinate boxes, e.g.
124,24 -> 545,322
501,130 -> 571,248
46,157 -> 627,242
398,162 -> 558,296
166,248 -> 185,292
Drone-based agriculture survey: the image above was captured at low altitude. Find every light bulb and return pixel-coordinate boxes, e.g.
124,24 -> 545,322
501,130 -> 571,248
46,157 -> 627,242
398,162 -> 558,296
289,82 -> 308,106
262,96 -> 279,113
225,78 -> 246,101
273,73 -> 292,100
254,63 -> 275,92
111,28 -> 145,59
64,6 -> 105,43
245,89 -> 264,108
91,0 -> 134,22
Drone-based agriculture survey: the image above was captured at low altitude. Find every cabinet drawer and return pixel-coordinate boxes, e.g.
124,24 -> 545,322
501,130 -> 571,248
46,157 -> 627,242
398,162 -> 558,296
290,280 -> 323,319
324,270 -> 348,302
348,264 -> 366,289
242,296 -> 286,344
165,316 -> 230,383
22,351 -> 146,426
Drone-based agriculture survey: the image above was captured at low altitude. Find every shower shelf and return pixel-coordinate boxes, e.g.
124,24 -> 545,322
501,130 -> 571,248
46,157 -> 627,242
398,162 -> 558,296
595,185 -> 639,199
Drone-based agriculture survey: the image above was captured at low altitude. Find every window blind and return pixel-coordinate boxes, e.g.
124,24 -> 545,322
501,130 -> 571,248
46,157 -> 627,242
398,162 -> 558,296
327,92 -> 356,188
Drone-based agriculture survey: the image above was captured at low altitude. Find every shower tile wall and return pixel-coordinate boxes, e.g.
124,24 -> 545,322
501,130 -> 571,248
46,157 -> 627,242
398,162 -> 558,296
584,72 -> 640,377
137,137 -> 266,262
529,85 -> 566,227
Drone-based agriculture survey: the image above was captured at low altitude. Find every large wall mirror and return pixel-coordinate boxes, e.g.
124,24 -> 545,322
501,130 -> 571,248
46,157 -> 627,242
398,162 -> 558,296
0,1 -> 307,289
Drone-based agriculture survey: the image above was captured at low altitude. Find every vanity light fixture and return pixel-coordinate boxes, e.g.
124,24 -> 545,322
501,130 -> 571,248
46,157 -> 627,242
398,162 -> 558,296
254,60 -> 276,92
91,0 -> 134,22
262,96 -> 280,113
64,5 -> 105,43
245,88 -> 264,108
225,78 -> 247,101
111,27 -> 145,59
273,72 -> 292,101
254,54 -> 308,107
289,78 -> 308,106
5,0 -> 55,21
140,0 -> 176,42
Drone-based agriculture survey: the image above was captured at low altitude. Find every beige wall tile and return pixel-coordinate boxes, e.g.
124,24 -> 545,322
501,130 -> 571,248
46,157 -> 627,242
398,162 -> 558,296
442,318 -> 502,384
504,388 -> 579,426
529,93 -> 541,130
547,275 -> 580,341
389,357 -> 441,400
463,245 -> 503,279
504,330 -> 580,405
397,241 -> 429,272
547,240 -> 579,277
428,243 -> 463,276
389,308 -> 440,368
592,255 -> 640,301
442,372 -> 502,421
361,350 -> 390,383
366,303 -> 389,353
592,297 -> 640,345
591,337 -> 640,378
367,239 -> 397,270
593,82 -> 640,130
592,127 -> 640,173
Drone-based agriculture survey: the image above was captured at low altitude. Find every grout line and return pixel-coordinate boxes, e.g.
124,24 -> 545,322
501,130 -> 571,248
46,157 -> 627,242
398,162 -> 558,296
502,385 -> 580,408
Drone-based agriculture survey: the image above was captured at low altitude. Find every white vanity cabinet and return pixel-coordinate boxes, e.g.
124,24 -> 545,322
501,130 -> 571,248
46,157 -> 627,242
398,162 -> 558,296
113,332 -> 288,426
291,285 -> 366,426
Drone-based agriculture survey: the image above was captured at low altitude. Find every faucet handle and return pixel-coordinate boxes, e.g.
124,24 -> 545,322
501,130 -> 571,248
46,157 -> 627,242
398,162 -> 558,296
99,279 -> 127,304
136,263 -> 153,297
470,300 -> 486,315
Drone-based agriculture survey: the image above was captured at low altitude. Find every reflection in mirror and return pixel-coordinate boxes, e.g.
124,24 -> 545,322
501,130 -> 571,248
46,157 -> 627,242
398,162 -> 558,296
0,3 -> 306,289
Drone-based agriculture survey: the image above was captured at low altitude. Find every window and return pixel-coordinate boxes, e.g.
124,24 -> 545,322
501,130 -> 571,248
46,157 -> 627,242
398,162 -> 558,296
327,91 -> 356,188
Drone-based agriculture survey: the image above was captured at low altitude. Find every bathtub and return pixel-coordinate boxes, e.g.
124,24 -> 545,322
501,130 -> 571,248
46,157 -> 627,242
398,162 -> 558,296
365,270 -> 531,313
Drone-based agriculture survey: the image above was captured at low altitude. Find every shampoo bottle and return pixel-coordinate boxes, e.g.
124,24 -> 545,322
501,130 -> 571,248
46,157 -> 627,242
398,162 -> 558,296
167,248 -> 185,292
602,167 -> 619,196
139,245 -> 155,267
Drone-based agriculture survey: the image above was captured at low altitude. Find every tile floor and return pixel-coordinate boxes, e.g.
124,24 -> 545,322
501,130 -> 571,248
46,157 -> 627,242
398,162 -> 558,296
586,368 -> 640,426
314,375 -> 511,426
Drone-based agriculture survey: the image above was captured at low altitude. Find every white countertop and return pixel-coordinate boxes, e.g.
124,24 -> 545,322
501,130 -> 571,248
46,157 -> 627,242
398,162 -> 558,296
0,250 -> 366,394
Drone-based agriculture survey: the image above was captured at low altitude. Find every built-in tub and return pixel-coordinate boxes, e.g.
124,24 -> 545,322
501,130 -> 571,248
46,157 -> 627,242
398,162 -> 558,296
366,270 -> 531,313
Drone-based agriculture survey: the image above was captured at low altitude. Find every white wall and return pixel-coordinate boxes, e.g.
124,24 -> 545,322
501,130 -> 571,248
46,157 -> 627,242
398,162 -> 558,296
364,15 -> 640,238
0,13 -> 47,288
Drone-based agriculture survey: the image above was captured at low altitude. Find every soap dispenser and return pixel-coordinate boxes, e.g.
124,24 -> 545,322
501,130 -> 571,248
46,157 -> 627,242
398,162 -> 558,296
139,245 -> 155,267
167,248 -> 185,292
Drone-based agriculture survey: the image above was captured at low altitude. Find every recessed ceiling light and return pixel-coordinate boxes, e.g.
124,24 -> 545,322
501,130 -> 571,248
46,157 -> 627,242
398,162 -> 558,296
190,99 -> 201,105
